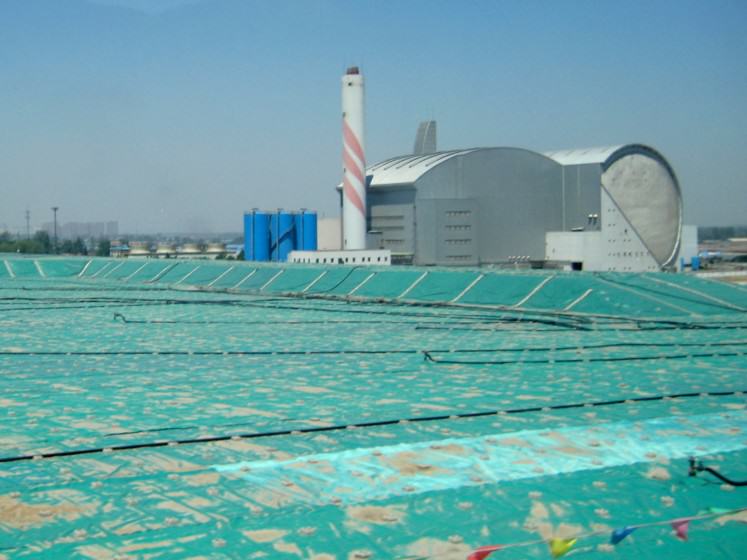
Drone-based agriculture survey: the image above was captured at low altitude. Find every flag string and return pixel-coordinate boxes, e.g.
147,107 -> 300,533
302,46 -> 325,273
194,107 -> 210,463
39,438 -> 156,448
467,506 -> 747,559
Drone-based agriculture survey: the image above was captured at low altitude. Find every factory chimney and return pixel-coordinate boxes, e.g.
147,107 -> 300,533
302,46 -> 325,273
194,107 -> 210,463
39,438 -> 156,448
341,66 -> 367,250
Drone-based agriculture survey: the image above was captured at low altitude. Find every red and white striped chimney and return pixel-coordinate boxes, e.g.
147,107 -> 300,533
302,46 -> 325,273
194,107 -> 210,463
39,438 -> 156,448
341,66 -> 367,250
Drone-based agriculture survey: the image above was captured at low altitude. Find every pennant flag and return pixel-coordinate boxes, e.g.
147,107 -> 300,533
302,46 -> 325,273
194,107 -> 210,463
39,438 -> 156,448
467,545 -> 502,560
610,526 -> 636,545
671,519 -> 690,541
549,538 -> 577,558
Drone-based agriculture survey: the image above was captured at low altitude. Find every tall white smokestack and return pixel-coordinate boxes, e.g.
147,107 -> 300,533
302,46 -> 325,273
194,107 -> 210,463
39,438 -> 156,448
341,66 -> 367,250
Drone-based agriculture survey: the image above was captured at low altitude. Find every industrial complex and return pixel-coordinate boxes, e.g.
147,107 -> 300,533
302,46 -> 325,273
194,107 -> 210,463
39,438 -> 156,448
329,68 -> 683,272
365,143 -> 680,270
2,66 -> 745,560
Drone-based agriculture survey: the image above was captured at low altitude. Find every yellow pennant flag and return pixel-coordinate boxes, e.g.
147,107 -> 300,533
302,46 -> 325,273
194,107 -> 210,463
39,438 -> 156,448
549,538 -> 577,558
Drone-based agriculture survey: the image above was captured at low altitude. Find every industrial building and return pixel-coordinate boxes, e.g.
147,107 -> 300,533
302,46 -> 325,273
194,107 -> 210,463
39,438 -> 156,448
363,143 -> 682,271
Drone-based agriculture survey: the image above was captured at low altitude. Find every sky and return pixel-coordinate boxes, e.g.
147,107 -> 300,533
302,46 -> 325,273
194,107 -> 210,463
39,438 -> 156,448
1,0 -> 745,234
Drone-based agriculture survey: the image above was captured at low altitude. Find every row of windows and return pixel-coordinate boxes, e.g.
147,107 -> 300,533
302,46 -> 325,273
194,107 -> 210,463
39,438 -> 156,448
293,256 -> 389,264
445,238 -> 472,245
607,266 -> 657,271
445,224 -> 471,231
446,254 -> 473,260
608,251 -> 647,258
374,225 -> 405,231
373,215 -> 405,221
445,210 -> 472,217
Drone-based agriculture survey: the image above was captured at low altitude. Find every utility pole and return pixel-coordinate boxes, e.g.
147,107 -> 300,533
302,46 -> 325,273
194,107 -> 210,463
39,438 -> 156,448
25,209 -> 30,240
51,206 -> 59,254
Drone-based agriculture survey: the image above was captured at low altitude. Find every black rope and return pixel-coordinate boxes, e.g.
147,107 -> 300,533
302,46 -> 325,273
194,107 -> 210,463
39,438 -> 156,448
689,457 -> 747,487
421,348 -> 744,365
4,339 -> 745,360
108,311 -> 558,328
0,389 -> 742,464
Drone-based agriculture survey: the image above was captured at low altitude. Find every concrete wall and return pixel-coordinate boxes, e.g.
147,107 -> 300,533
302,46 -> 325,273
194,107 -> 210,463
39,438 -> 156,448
317,217 -> 342,251
677,225 -> 699,270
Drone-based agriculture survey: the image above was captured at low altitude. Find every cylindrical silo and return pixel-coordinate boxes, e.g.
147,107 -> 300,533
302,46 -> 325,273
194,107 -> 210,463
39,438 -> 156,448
341,66 -> 367,250
269,212 -> 279,261
243,212 -> 254,261
302,211 -> 317,250
278,210 -> 295,261
253,211 -> 270,262
293,212 -> 304,252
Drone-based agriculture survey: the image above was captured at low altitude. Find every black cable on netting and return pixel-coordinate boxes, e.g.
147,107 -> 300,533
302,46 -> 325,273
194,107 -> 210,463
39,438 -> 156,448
422,348 -> 744,365
689,457 -> 747,487
2,338 -> 745,361
109,309 -> 588,330
425,339 -> 747,354
416,321 -> 747,333
0,389 -> 743,464
110,312 -> 509,327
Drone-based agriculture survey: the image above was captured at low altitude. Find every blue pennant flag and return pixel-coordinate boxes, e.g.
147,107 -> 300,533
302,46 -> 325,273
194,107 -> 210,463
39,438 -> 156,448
610,526 -> 636,545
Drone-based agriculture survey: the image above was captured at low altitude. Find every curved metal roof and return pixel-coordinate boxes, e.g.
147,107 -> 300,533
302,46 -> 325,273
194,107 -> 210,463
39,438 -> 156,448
543,145 -> 624,166
367,149 -> 480,186
543,144 -> 674,171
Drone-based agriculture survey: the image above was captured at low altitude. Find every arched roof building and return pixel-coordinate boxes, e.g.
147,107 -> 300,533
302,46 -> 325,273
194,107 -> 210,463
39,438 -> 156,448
361,144 -> 681,271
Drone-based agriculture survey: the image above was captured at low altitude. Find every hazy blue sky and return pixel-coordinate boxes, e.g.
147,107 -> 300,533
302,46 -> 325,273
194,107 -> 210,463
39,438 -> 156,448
1,0 -> 745,234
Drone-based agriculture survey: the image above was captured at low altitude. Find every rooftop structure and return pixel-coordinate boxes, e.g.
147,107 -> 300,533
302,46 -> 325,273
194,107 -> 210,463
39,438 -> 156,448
1,256 -> 746,558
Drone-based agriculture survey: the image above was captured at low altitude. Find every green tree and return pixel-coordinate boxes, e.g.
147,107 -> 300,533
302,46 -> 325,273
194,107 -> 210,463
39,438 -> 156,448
33,231 -> 51,253
96,239 -> 111,256
72,237 -> 87,255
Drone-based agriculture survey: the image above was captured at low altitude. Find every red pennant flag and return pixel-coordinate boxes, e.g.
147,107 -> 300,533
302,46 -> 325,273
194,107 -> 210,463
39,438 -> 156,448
467,545 -> 502,560
671,519 -> 690,541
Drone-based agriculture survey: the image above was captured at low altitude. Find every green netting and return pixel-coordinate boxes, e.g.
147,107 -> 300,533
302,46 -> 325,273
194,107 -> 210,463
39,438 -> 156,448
353,269 -> 423,299
649,272 -> 747,310
4,258 -> 41,278
1,258 -> 746,559
597,273 -> 741,316
207,264 -> 259,289
79,258 -> 111,277
518,275 -> 596,310
266,267 -> 327,293
233,266 -> 285,291
304,267 -> 372,295
175,262 -> 232,286
121,260 -> 173,283
102,259 -> 148,280
36,259 -> 85,278
406,270 -> 479,301
460,273 -> 546,306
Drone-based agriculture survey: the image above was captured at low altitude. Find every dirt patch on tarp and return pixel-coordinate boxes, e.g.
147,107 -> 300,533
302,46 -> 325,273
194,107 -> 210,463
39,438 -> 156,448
405,537 -> 470,560
243,529 -> 288,543
0,494 -> 92,529
382,451 -> 448,476
346,505 -> 405,526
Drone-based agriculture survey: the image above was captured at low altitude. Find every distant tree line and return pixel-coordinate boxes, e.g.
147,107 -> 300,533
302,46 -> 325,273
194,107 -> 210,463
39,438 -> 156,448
699,226 -> 747,242
0,231 -> 111,256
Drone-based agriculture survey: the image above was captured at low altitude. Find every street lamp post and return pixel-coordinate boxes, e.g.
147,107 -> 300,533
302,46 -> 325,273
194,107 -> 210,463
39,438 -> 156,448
51,207 -> 59,254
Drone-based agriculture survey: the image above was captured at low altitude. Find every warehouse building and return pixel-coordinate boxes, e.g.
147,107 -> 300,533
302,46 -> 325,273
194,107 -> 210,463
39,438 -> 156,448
362,143 -> 681,271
